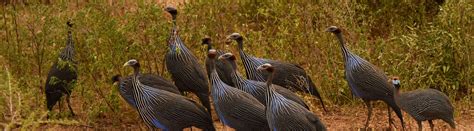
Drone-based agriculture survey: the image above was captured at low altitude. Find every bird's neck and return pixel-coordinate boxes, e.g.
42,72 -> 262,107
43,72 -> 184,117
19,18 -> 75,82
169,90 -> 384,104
229,61 -> 247,88
206,44 -> 213,51
393,85 -> 402,107
237,38 -> 244,52
132,66 -> 141,81
210,61 -> 226,92
335,32 -> 351,61
265,71 -> 276,107
131,66 -> 143,91
60,30 -> 75,61
393,86 -> 401,98
266,71 -> 275,88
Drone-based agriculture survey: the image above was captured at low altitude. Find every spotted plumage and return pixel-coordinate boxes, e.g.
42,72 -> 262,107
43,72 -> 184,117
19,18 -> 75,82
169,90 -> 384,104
218,53 -> 309,109
257,63 -> 326,131
208,50 -> 269,131
112,73 -> 180,108
391,77 -> 455,131
327,26 -> 404,129
123,59 -> 215,131
164,6 -> 212,115
226,33 -> 326,111
45,21 -> 77,116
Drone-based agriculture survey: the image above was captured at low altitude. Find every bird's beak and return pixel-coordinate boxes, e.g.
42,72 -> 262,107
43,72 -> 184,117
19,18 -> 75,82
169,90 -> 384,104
113,82 -> 118,86
256,66 -> 263,71
325,28 -> 331,32
225,37 -> 233,44
123,62 -> 129,67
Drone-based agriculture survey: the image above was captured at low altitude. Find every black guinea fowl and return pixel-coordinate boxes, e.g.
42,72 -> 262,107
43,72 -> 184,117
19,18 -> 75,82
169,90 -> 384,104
218,52 -> 309,109
208,49 -> 269,131
123,59 -> 215,131
226,33 -> 326,111
111,73 -> 180,108
390,77 -> 455,131
327,26 -> 404,129
202,37 -> 234,86
45,21 -> 77,116
164,6 -> 212,115
257,63 -> 326,131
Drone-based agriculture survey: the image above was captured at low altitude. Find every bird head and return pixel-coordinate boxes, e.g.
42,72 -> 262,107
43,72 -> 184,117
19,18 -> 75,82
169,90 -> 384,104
123,59 -> 140,68
389,76 -> 401,89
165,6 -> 178,16
225,33 -> 242,44
257,63 -> 274,73
201,36 -> 212,45
208,49 -> 218,59
111,74 -> 122,85
218,52 -> 236,63
326,26 -> 341,34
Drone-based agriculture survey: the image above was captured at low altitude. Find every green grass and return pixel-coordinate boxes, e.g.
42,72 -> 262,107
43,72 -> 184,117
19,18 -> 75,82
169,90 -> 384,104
0,0 -> 472,129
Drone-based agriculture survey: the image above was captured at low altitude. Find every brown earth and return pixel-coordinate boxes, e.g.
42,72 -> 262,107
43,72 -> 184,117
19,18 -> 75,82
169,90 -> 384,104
34,96 -> 473,131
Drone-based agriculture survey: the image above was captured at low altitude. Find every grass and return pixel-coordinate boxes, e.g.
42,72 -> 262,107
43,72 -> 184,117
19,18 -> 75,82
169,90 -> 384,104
0,0 -> 472,129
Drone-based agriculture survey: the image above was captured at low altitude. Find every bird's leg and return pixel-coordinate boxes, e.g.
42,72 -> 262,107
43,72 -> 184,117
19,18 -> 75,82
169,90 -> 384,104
364,100 -> 373,130
387,105 -> 396,129
58,97 -> 63,113
428,120 -> 434,131
66,94 -> 75,116
417,121 -> 422,131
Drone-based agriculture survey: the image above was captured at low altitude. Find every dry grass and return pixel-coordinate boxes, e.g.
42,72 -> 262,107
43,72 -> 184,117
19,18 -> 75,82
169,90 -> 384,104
0,0 -> 472,130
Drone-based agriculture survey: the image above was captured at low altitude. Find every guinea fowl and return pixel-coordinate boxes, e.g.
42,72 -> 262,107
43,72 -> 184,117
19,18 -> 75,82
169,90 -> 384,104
390,77 -> 455,131
208,49 -> 269,131
45,21 -> 77,116
257,63 -> 326,131
202,37 -> 234,86
326,26 -> 404,129
225,33 -> 326,111
111,73 -> 180,108
218,52 -> 309,109
123,59 -> 215,131
164,6 -> 212,115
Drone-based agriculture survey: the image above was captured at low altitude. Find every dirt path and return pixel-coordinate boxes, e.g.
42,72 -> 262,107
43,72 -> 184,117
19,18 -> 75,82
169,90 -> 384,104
36,101 -> 473,130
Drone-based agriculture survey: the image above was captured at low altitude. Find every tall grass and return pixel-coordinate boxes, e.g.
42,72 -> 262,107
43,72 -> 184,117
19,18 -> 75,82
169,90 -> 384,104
0,0 -> 472,128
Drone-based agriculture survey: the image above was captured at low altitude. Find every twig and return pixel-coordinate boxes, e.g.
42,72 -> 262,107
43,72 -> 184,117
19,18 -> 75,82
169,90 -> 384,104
90,74 -> 116,113
6,66 -> 13,121
27,22 -> 45,100
2,4 -> 10,68
37,120 -> 93,128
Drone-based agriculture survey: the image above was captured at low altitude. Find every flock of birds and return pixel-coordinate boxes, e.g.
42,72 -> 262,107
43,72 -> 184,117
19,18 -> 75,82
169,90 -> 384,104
43,6 -> 456,131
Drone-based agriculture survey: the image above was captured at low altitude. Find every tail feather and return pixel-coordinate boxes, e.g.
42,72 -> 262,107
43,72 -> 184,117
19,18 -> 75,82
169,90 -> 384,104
197,93 -> 212,116
444,118 -> 456,129
307,78 -> 327,112
385,98 -> 405,128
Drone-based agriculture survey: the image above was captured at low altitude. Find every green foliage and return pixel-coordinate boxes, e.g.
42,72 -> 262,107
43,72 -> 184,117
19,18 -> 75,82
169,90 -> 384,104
0,0 -> 471,128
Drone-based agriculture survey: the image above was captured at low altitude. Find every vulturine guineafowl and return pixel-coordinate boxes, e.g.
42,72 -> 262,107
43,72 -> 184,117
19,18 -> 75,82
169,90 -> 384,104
202,37 -> 234,86
218,52 -> 309,109
164,6 -> 212,115
390,77 -> 455,131
258,63 -> 326,131
111,73 -> 180,108
45,21 -> 77,116
123,59 -> 215,130
208,49 -> 269,131
225,33 -> 326,111
326,26 -> 404,129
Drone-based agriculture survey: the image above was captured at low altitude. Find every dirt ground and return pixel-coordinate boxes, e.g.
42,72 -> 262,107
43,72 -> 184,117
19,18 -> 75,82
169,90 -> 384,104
36,98 -> 473,131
